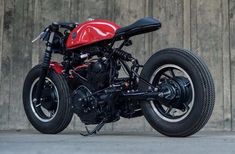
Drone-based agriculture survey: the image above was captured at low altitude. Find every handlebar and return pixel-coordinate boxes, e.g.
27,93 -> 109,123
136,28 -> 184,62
51,22 -> 78,31
32,22 -> 78,43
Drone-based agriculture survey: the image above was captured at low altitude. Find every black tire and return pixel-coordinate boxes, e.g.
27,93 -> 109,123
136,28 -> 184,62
23,64 -> 73,134
139,48 -> 215,137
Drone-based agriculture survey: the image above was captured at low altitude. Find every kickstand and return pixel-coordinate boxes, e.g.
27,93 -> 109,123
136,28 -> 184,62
80,119 -> 106,136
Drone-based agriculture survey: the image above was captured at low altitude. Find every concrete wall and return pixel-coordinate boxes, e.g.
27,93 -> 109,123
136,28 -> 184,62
0,0 -> 235,132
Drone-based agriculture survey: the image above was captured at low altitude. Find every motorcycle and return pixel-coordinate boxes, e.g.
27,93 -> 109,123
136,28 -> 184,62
23,17 -> 215,137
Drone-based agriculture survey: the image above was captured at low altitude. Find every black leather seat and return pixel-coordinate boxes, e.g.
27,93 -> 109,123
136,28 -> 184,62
115,17 -> 161,39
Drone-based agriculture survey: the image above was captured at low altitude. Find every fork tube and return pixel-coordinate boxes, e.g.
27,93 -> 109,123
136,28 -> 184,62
35,32 -> 55,103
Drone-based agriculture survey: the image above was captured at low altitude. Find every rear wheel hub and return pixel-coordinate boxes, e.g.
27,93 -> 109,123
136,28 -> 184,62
159,76 -> 192,110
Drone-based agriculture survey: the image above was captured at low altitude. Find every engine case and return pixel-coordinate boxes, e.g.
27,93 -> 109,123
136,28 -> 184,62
87,59 -> 110,90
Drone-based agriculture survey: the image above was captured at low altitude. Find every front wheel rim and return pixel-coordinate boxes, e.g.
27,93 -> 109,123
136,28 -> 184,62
149,64 -> 195,122
29,77 -> 60,122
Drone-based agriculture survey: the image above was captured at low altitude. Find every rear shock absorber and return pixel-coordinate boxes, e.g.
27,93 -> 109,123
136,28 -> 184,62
113,49 -> 133,61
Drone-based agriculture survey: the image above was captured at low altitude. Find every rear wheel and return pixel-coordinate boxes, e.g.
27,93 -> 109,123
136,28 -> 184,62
23,64 -> 73,134
140,48 -> 215,137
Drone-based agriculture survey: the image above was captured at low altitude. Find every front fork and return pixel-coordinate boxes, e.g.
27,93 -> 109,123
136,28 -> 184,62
35,31 -> 55,103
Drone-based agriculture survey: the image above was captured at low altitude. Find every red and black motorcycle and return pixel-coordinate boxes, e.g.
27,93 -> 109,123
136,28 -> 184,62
23,17 -> 215,136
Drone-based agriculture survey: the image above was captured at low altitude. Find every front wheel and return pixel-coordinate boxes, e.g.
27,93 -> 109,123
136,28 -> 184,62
23,64 -> 73,134
140,48 -> 215,137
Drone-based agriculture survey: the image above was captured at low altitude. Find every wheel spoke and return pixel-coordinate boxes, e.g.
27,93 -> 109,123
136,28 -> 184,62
169,68 -> 175,77
162,73 -> 173,79
165,106 -> 172,114
182,104 -> 190,112
171,108 -> 177,117
185,81 -> 190,87
49,111 -> 55,118
35,103 -> 41,108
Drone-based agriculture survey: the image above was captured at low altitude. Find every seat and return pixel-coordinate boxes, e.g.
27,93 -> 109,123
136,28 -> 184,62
115,17 -> 161,39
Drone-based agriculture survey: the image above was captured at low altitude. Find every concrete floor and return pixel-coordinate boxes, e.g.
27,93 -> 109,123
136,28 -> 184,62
0,130 -> 235,154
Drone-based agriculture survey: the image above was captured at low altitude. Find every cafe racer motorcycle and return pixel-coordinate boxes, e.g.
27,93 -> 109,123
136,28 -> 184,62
23,17 -> 215,137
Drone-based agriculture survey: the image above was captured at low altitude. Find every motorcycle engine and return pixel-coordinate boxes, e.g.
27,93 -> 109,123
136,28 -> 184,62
72,56 -> 113,125
87,58 -> 110,90
72,85 -> 104,124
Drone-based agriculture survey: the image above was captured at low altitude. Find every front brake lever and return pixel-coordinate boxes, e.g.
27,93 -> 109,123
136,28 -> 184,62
31,27 -> 49,43
32,31 -> 44,43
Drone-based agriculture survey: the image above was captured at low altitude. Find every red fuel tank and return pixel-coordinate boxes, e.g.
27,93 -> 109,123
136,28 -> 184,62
66,19 -> 120,49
